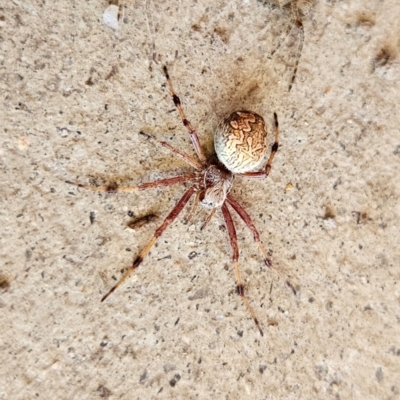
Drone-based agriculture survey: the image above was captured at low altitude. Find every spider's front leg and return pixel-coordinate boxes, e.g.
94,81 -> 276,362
101,186 -> 196,302
226,195 -> 296,296
221,202 -> 264,336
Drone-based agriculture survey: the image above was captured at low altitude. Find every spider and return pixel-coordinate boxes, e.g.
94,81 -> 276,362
67,66 -> 296,336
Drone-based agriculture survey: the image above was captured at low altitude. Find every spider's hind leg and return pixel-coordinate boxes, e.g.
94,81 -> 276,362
163,65 -> 207,164
269,1 -> 307,91
288,16 -> 304,92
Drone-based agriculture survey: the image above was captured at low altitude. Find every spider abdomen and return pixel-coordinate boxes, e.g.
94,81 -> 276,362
214,111 -> 269,173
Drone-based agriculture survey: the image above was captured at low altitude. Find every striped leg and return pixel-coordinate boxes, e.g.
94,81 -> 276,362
288,15 -> 304,92
237,113 -> 279,179
139,131 -> 202,170
101,186 -> 196,302
226,195 -> 296,295
184,190 -> 201,224
66,173 -> 198,193
163,65 -> 207,165
221,202 -> 264,336
270,2 -> 305,92
270,2 -> 296,58
200,208 -> 217,231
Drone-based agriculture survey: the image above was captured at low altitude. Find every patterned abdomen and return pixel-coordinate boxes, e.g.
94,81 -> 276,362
214,111 -> 269,173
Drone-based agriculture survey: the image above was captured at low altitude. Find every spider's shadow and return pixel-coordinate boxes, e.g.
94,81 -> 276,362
211,65 -> 279,132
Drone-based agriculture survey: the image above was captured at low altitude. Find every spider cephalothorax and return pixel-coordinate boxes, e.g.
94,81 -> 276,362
67,66 -> 295,336
200,165 -> 234,208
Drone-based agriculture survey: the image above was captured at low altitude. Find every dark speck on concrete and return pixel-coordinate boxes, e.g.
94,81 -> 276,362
169,373 -> 181,387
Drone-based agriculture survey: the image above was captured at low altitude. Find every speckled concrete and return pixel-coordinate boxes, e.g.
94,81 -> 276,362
1,0 -> 400,399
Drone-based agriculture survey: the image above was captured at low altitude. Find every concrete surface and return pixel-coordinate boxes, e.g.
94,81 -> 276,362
1,0 -> 400,399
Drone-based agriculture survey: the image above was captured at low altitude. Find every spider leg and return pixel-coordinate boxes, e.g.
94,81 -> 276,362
270,3 -> 296,58
270,2 -> 305,92
226,195 -> 296,295
288,14 -> 304,92
221,202 -> 264,336
200,208 -> 216,231
101,186 -> 196,302
66,173 -> 198,193
163,65 -> 207,165
139,131 -> 202,170
184,190 -> 201,224
237,113 -> 279,179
